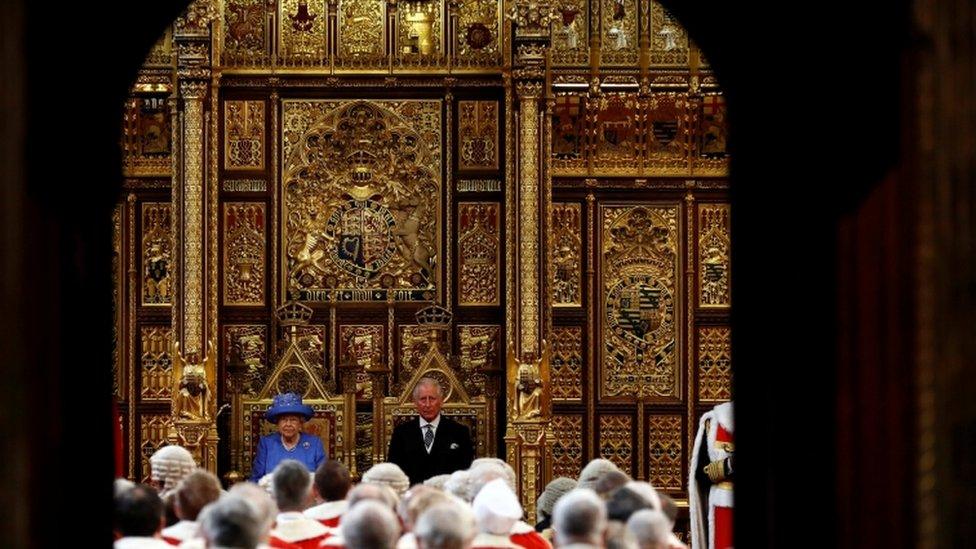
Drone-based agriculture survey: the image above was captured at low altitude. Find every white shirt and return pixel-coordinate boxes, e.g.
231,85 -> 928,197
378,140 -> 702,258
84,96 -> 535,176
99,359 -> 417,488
419,414 -> 441,453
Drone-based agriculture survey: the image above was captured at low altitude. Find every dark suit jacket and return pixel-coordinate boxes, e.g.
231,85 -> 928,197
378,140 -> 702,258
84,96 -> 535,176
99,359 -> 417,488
387,415 -> 474,486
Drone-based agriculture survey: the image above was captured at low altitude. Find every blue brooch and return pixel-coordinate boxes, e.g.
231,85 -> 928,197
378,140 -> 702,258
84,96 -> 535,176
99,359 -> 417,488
303,441 -> 310,449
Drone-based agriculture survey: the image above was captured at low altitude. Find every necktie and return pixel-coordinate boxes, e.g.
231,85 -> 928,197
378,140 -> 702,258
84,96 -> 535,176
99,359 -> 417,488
424,424 -> 434,453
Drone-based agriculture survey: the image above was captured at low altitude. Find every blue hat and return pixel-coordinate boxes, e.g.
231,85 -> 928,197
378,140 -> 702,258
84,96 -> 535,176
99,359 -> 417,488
265,393 -> 314,423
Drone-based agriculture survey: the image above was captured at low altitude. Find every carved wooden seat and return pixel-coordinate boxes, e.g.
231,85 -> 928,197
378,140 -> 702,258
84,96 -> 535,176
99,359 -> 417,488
382,341 -> 491,460
240,335 -> 347,479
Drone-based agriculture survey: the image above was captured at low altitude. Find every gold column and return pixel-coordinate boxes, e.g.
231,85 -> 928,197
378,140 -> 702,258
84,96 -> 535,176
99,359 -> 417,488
505,2 -> 554,515
168,0 -> 220,470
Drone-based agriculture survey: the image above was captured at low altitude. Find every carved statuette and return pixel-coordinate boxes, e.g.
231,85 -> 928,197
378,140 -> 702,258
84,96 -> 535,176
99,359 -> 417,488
172,340 -> 216,422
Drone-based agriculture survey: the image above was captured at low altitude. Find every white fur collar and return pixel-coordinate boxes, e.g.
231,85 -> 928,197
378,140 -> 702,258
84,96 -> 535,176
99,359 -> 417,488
304,500 -> 348,520
162,519 -> 198,541
271,513 -> 330,543
509,520 -> 535,535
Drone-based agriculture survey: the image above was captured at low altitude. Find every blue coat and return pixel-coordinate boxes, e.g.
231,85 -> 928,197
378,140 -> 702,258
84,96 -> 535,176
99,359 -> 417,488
250,432 -> 326,482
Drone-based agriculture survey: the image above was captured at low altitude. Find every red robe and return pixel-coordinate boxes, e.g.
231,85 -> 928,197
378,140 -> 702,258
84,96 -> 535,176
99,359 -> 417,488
689,402 -> 734,549
509,520 -> 552,549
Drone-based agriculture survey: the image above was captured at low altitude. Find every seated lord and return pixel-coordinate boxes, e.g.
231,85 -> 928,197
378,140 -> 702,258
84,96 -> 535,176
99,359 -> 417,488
268,459 -> 330,549
198,496 -> 263,549
250,392 -> 326,482
552,489 -> 608,549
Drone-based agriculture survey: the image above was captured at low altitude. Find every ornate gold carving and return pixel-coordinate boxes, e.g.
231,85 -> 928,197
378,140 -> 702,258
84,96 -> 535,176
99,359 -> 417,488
338,0 -> 385,59
171,341 -> 217,422
507,0 -> 555,38
457,179 -> 502,192
398,1 -> 443,57
456,0 -> 501,65
692,94 -> 729,176
175,0 -> 218,35
124,97 -> 172,178
598,414 -> 632,473
593,93 -> 641,171
281,100 -> 442,303
551,326 -> 583,401
457,325 -> 500,396
518,89 -> 541,357
139,414 -> 176,483
552,94 -> 586,173
458,202 -> 500,305
649,1 -> 688,66
223,179 -> 268,192
224,324 -> 268,397
698,326 -> 731,402
339,325 -> 384,400
458,101 -> 499,171
294,325 -> 328,374
355,411 -> 374,477
507,343 -> 549,421
551,0 -> 587,65
646,93 -> 691,175
141,202 -> 173,306
279,0 -> 327,58
647,414 -> 682,490
398,324 -> 432,383
601,205 -> 680,398
144,27 -> 174,66
224,100 -> 265,170
600,0 -> 638,65
141,327 -> 174,401
181,82 -> 207,353
552,203 -> 582,306
223,0 -> 267,63
698,204 -> 730,308
223,202 -> 266,305
551,414 -> 584,478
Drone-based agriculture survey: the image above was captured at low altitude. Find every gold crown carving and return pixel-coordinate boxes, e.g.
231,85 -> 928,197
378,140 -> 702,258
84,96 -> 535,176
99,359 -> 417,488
275,300 -> 313,327
415,304 -> 452,329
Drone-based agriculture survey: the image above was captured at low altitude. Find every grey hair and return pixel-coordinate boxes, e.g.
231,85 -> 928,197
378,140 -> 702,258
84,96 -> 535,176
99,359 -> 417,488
228,481 -> 278,538
271,460 -> 313,512
553,489 -> 608,546
625,509 -> 672,549
468,461 -> 514,501
199,496 -> 262,549
348,482 -> 400,511
342,500 -> 401,549
412,377 -> 444,400
415,503 -> 476,549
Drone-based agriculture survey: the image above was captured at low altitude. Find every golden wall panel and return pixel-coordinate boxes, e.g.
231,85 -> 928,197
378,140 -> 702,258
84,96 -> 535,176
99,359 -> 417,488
338,0 -> 385,59
457,325 -> 500,397
281,100 -> 442,303
123,97 -> 171,177
698,204 -> 730,308
551,0 -> 588,66
692,94 -> 729,176
224,324 -> 268,396
649,1 -> 689,66
599,414 -> 633,473
339,325 -> 384,400
224,100 -> 265,171
397,324 -> 433,392
223,202 -> 266,306
593,94 -> 642,172
646,94 -> 691,175
279,0 -> 327,57
458,202 -> 500,305
458,101 -> 499,171
455,0 -> 501,65
551,414 -> 584,479
698,326 -> 731,402
600,0 -> 639,66
551,326 -> 583,401
140,327 -> 173,401
356,411 -> 374,475
139,414 -> 176,483
397,1 -> 443,57
601,204 -> 680,398
552,203 -> 583,307
647,414 -> 683,490
141,203 -> 172,306
223,0 -> 267,62
552,94 -> 587,173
